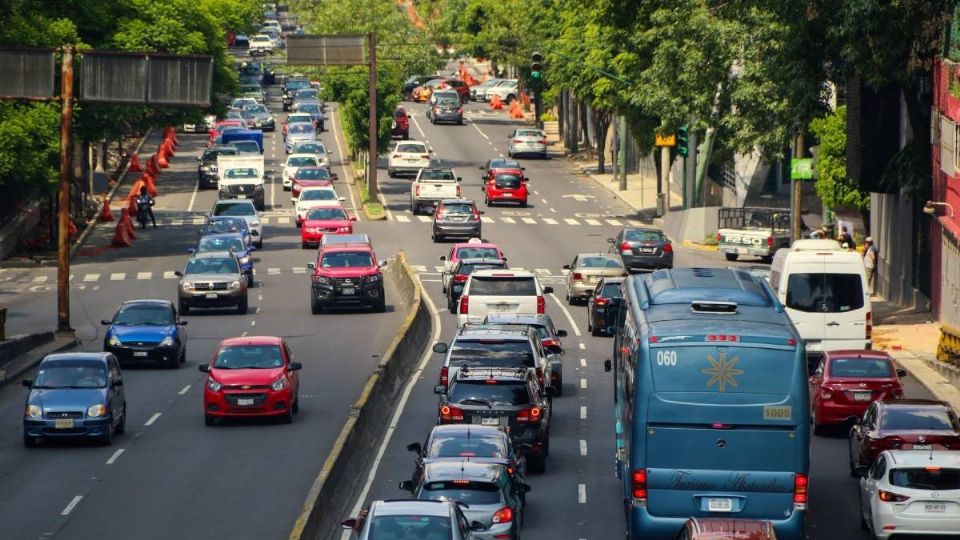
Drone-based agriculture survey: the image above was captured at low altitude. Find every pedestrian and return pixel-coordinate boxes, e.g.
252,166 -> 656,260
809,228 -> 824,239
838,227 -> 855,250
863,237 -> 878,295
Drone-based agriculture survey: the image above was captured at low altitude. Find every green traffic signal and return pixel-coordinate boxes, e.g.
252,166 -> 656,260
677,125 -> 689,157
531,51 -> 543,81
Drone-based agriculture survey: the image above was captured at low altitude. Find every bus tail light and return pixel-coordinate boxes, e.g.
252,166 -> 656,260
439,404 -> 464,423
631,469 -> 647,505
459,295 -> 469,314
793,473 -> 808,509
537,295 -> 545,314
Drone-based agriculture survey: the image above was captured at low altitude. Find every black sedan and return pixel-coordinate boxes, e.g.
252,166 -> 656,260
587,277 -> 625,336
607,227 -> 674,272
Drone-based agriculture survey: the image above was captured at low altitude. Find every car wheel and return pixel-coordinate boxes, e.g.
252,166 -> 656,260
204,414 -> 216,427
724,253 -> 739,262
448,298 -> 456,314
301,241 -> 309,249
247,273 -> 254,287
859,491 -> 870,531
848,439 -> 859,477
541,153 -> 548,160
255,239 -> 263,249
388,169 -> 395,178
761,255 -> 773,264
23,434 -> 38,448
520,200 -> 528,208
115,405 -> 127,434
178,301 -> 190,316
374,299 -> 386,313
553,379 -> 563,397
566,292 -> 575,306
280,407 -> 294,424
484,196 -> 490,206
100,421 -> 114,446
168,348 -> 180,369
237,296 -> 249,315
310,296 -> 322,315
282,185 -> 290,191
527,453 -> 546,474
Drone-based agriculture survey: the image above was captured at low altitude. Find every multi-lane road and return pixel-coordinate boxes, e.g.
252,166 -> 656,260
0,75 -> 934,540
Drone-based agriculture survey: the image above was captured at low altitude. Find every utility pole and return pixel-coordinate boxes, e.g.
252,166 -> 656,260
686,127 -> 698,207
57,45 -> 74,334
660,146 -> 671,214
791,133 -> 804,242
367,31 -> 378,200
618,115 -> 627,191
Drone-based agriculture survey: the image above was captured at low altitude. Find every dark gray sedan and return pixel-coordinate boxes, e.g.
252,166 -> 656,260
607,228 -> 674,272
427,96 -> 464,125
432,199 -> 482,242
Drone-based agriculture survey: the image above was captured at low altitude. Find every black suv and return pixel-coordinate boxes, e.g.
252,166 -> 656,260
197,146 -> 239,189
434,367 -> 551,472
481,314 -> 568,396
282,78 -> 311,111
432,325 -> 553,394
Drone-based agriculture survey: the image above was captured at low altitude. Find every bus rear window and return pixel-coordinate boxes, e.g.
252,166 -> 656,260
786,273 -> 863,313
650,346 -> 796,395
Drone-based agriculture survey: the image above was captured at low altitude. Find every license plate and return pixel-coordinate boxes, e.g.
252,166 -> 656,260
237,194 -> 247,199
925,503 -> 947,513
342,287 -> 356,295
133,351 -> 148,357
54,419 -> 74,429
237,398 -> 255,406
481,417 -> 499,426
493,304 -> 514,312
205,293 -> 218,299
912,444 -> 933,450
853,391 -> 872,401
707,498 -> 733,512
640,248 -> 655,254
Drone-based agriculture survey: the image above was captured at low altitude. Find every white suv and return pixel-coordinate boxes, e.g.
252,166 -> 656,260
456,269 -> 553,326
387,140 -> 432,178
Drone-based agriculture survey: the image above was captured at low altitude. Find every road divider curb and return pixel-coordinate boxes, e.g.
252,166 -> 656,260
0,331 -> 79,388
682,239 -> 719,252
289,250 -> 431,540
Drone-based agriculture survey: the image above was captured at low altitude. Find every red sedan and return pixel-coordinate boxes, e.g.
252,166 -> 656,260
809,350 -> 905,433
484,170 -> 529,207
300,204 -> 355,248
291,167 -> 336,199
848,399 -> 960,474
199,336 -> 302,425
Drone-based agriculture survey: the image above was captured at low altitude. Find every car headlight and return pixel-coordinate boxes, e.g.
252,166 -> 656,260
161,336 -> 175,347
229,280 -> 241,289
271,377 -> 286,391
182,281 -> 195,291
312,275 -> 333,285
87,404 -> 108,418
250,221 -> 260,228
108,335 -> 121,347
25,404 -> 42,418
207,378 -> 222,392
239,255 -> 250,264
364,273 -> 381,283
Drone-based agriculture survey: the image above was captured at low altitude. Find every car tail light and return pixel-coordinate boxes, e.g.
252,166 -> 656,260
866,311 -> 873,340
471,210 -> 480,221
415,185 -> 420,196
537,295 -> 545,314
439,404 -> 464,422
596,297 -> 609,306
491,507 -> 513,524
663,243 -> 673,253
513,139 -> 522,143
572,272 -> 583,281
819,388 -> 833,400
456,185 -> 462,197
620,242 -> 632,255
459,295 -> 469,314
878,489 -> 909,503
517,406 -> 542,423
421,154 -> 430,159
766,236 -> 774,247
631,469 -> 647,504
793,473 -> 808,508
440,366 -> 449,386
453,274 -> 468,283
542,338 -> 558,347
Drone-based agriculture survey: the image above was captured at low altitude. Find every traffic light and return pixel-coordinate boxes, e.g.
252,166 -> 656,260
677,125 -> 689,157
531,52 -> 543,80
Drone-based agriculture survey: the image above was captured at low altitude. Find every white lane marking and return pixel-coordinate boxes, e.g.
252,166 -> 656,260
83,273 -> 100,282
410,112 -> 427,139
434,265 -> 445,273
535,268 -> 551,274
606,219 -> 623,226
170,219 -> 184,226
396,215 -> 411,223
501,217 -> 515,224
472,123 -> 489,140
421,278 -> 441,283
585,218 -> 601,226
33,275 -> 48,283
533,190 -> 539,195
542,217 -> 558,225
241,331 -> 248,337
278,216 -> 290,224
521,217 -> 536,224
341,278 -> 443,540
292,267 -> 306,274
578,484 -> 587,503
548,293 -> 582,337
580,378 -> 588,389
270,172 -> 276,210
541,198 -> 548,204
492,147 -> 499,153
267,267 -> 281,274
417,215 -> 431,223
580,406 -> 587,419
580,440 -> 588,456
564,218 -> 580,225
192,217 -> 205,225
628,220 -> 644,227
580,358 -> 587,367
136,272 -> 152,280
61,495 -> 83,516
69,274 -> 74,281
187,178 -> 199,212
330,106 -> 359,217
144,413 -> 161,426
255,306 -> 261,314
178,385 -> 191,395
481,216 -> 494,223
106,448 -> 125,465
109,273 -> 125,281
250,320 -> 256,326
411,265 -> 427,272
163,271 -> 177,279
550,207 -> 557,213
579,343 -> 586,350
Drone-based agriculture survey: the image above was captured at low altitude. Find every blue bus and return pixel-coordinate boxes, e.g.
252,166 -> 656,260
606,268 -> 809,539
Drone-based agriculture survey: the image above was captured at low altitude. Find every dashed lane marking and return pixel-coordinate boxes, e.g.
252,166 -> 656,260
33,275 -> 48,283
585,218 -> 601,226
416,215 -> 432,223
109,273 -> 125,281
580,378 -> 588,389
136,272 -> 152,280
521,217 -> 536,224
106,448 -> 125,465
292,267 -> 306,274
606,219 -> 623,226
178,385 -> 191,395
542,217 -> 558,225
564,218 -> 580,226
267,268 -> 281,274
396,215 -> 411,223
501,217 -> 516,224
61,496 -> 83,516
580,358 -> 587,367
481,216 -> 494,223
578,484 -> 587,504
144,413 -> 161,426
580,406 -> 587,419
163,271 -> 177,279
580,440 -> 588,456
83,273 -> 100,282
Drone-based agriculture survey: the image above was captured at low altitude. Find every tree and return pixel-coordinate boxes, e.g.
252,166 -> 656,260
808,106 -> 870,214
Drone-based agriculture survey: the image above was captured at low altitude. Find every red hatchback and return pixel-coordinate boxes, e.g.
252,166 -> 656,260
300,204 -> 355,248
809,350 -> 905,433
484,170 -> 529,207
291,167 -> 335,199
199,336 -> 302,425
848,399 -> 960,474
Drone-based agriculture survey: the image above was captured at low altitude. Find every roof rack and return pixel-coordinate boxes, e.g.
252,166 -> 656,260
457,366 -> 529,379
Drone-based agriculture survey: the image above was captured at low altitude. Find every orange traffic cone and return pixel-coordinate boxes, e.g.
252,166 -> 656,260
162,139 -> 175,158
157,151 -> 169,169
145,156 -> 159,176
143,173 -> 158,197
490,94 -> 503,110
121,205 -> 137,239
127,178 -> 146,201
112,211 -> 133,247
129,154 -> 143,172
98,194 -> 114,222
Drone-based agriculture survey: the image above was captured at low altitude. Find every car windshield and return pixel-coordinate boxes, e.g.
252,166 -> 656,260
298,104 -> 321,114
368,515 -> 453,539
198,236 -> 245,253
296,168 -> 331,180
428,434 -> 508,458
286,80 -> 309,91
113,305 -> 174,326
450,341 -> 534,368
289,157 -> 319,167
288,115 -> 312,123
420,481 -> 502,505
184,257 -> 240,275
213,203 -> 255,217
224,168 -> 258,179
397,143 -> 426,154
34,360 -> 107,389
440,204 -> 473,215
468,277 -> 537,296
449,380 -> 531,406
456,247 -> 500,259
206,218 -> 247,234
295,143 -> 326,154
321,251 -> 373,268
624,229 -> 665,242
246,105 -> 268,114
829,358 -> 892,378
890,468 -> 960,490
239,86 -> 260,94
301,190 -> 336,201
420,170 -> 455,181
436,98 -> 459,107
494,174 -> 521,188
202,149 -> 236,160
214,345 -> 283,369
295,90 -> 318,99
307,207 -> 346,220
880,408 -> 959,431
580,256 -> 623,269
289,124 -> 314,135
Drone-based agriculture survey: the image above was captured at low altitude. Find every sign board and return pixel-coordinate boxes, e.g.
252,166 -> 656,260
79,52 -> 213,106
286,35 -> 366,66
791,158 -> 814,180
0,48 -> 56,99
147,54 -> 214,106
655,133 -> 676,147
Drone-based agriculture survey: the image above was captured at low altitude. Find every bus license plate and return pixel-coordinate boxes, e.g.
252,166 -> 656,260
54,419 -> 74,429
481,417 -> 499,426
707,498 -> 733,512
925,503 -> 946,513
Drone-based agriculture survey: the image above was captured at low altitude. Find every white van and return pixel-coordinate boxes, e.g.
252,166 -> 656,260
456,269 -> 553,326
770,239 -> 871,355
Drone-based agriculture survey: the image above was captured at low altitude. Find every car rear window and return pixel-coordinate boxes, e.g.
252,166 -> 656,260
421,169 -> 456,181
580,256 -> 623,268
786,273 -> 864,313
428,434 -> 508,458
456,247 -> 500,259
294,143 -> 325,154
420,481 -> 502,505
495,174 -> 521,188
829,358 -> 892,378
398,143 -> 426,153
440,203 -> 473,215
601,282 -> 623,297
289,157 -> 318,167
624,229 -> 664,242
450,341 -> 534,368
224,168 -> 258,179
889,468 -> 960,490
449,380 -> 531,406
202,148 -> 237,160
468,276 -> 536,296
369,516 -> 452,539
880,408 -> 959,431
394,109 -> 407,119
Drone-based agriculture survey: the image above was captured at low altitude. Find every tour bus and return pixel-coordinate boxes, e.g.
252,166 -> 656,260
606,267 -> 809,539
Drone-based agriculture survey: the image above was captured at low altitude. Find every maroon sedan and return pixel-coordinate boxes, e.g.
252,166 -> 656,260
848,399 -> 960,475
809,350 -> 906,434
291,167 -> 335,199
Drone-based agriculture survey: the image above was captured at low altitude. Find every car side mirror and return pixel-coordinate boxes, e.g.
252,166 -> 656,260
406,442 -> 422,454
187,248 -> 196,254
247,245 -> 256,251
432,342 -> 448,353
542,286 -> 553,294
477,166 -> 483,170
456,177 -> 462,182
556,330 -> 568,338
101,320 -> 111,326
307,262 -> 316,269
21,379 -> 32,388
398,480 -> 415,492
288,362 -> 303,371
340,519 -> 357,530
562,264 -> 571,270
607,237 -> 616,244
178,320 -> 189,326
114,379 -> 124,387
470,521 -> 486,531
350,216 -> 357,221
198,364 -> 210,373
378,260 -> 387,268
338,197 -> 346,201
434,385 -> 447,395
439,255 -> 446,261
521,483 -> 532,493
896,368 -> 908,378
196,156 -> 201,161
174,271 -> 184,277
853,466 -> 869,478
604,359 -> 612,372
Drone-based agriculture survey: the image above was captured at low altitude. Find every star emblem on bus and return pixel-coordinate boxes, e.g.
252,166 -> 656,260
702,351 -> 743,392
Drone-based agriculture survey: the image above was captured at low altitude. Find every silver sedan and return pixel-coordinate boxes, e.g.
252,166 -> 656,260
507,128 -> 547,159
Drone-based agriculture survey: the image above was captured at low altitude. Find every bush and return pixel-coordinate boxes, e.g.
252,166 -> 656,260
540,111 -> 558,122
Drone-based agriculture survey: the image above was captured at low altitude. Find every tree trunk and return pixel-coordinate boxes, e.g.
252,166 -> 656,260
580,102 -> 591,149
593,108 -> 611,174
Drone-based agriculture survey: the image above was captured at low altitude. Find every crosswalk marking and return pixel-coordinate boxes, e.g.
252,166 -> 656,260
109,273 -> 126,281
163,271 -> 178,279
542,218 -> 559,225
606,219 -> 623,226
501,217 -> 516,224
564,218 -> 580,226
481,216 -> 494,223
170,219 -> 183,226
267,267 -> 281,275
585,218 -> 601,226
396,215 -> 411,223
416,215 -> 432,223
32,276 -> 48,283
83,273 -> 100,282
434,265 -> 445,273
628,220 -> 644,227
411,265 -> 427,272
292,267 -> 307,274
191,217 -> 205,225
521,217 -> 537,224
137,272 -> 152,280
277,217 -> 290,224
535,268 -> 552,275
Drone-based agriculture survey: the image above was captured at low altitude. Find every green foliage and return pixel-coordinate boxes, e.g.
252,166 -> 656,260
0,102 -> 60,191
808,106 -> 869,211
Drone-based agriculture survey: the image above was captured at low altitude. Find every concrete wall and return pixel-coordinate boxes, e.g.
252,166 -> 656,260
871,192 -> 930,309
663,206 -> 721,244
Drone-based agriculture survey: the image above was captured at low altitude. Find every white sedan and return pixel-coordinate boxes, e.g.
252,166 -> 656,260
282,154 -> 321,190
294,186 -> 344,225
387,140 -> 432,178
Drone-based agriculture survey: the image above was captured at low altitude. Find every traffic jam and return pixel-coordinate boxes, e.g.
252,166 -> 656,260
14,9 -> 960,540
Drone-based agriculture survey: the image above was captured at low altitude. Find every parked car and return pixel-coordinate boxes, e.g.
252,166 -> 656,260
102,299 -> 187,368
563,253 -> 627,304
607,227 -> 674,272
809,350 -> 906,434
22,352 -> 127,446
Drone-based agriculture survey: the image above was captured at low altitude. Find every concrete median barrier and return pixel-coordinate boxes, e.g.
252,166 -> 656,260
289,250 -> 432,540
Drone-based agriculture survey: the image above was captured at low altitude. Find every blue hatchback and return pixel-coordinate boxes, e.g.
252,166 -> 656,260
201,216 -> 253,248
23,352 -> 127,447
189,232 -> 255,286
102,299 -> 188,368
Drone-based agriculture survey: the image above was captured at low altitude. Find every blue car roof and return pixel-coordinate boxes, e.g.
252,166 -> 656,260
41,352 -> 110,364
